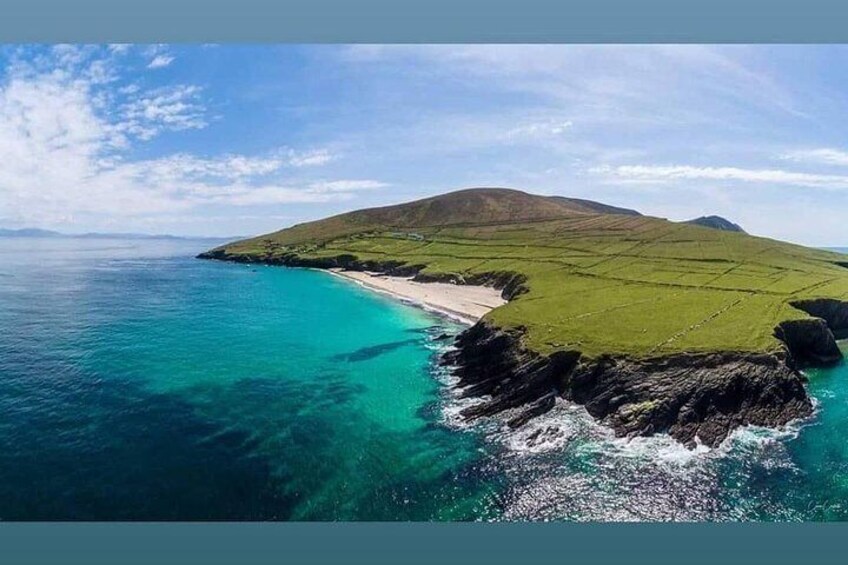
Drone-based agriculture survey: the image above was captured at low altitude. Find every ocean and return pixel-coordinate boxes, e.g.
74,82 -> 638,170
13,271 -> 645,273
1,237 -> 847,521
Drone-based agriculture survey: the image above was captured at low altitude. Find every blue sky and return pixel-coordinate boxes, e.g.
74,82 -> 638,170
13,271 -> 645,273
3,45 -> 848,245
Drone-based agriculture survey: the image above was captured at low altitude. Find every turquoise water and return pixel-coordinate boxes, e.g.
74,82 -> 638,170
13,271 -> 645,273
0,238 -> 500,520
1,237 -> 848,521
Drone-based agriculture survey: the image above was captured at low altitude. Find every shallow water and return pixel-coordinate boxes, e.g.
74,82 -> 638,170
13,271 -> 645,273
1,237 -> 847,521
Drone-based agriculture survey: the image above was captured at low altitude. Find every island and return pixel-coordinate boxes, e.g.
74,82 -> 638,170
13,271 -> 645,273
199,187 -> 848,448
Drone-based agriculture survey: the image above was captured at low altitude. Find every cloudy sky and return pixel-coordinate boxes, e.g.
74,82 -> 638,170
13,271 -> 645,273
3,44 -> 848,245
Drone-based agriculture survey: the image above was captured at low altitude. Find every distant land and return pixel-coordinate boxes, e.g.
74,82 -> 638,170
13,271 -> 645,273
200,187 -> 848,449
0,228 -> 235,241
684,215 -> 746,233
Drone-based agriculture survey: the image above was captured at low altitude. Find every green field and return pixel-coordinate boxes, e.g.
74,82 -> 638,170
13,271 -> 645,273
211,188 -> 848,360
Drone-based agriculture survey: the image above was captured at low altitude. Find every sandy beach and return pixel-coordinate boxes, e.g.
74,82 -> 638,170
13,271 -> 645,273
328,269 -> 506,324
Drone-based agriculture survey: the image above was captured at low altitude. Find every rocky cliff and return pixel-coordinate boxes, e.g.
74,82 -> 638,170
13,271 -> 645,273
443,322 -> 814,448
440,291 -> 848,448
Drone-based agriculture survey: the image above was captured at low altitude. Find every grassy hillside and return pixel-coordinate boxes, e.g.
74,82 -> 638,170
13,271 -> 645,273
210,188 -> 848,359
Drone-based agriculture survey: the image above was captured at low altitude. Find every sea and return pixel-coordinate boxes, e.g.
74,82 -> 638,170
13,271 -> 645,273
1,236 -> 847,521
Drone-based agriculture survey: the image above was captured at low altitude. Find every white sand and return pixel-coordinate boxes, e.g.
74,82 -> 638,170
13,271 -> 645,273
328,269 -> 506,324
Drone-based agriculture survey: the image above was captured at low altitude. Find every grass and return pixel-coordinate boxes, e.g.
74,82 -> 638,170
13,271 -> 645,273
212,189 -> 848,360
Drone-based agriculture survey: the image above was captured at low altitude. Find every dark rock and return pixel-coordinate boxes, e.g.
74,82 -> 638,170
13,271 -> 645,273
446,322 -> 815,449
507,393 -> 556,429
566,352 -> 812,448
465,271 -> 529,300
411,270 -> 529,300
775,318 -> 842,367
444,323 -> 580,421
790,298 -> 848,338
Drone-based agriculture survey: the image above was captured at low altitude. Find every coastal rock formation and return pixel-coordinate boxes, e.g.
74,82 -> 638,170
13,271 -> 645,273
198,248 -> 426,277
773,298 -> 848,367
444,322 -> 814,448
775,318 -> 842,367
790,298 -> 848,338
429,272 -> 841,448
412,270 -> 529,301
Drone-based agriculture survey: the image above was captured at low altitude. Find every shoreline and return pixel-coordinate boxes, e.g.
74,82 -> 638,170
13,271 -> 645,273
326,268 -> 506,325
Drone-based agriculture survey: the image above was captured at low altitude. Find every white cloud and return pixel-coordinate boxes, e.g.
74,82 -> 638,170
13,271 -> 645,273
8,44 -> 846,243
129,149 -> 338,182
118,85 -> 207,139
310,180 -> 386,192
122,153 -> 284,182
147,54 -> 175,69
342,45 -> 806,123
781,148 -> 848,167
4,46 -> 209,144
51,44 -> 90,67
502,119 -> 573,141
0,49 -> 384,231
108,44 -> 131,55
0,75 -> 128,219
591,164 -> 848,190
287,148 -> 336,167
213,186 -> 335,206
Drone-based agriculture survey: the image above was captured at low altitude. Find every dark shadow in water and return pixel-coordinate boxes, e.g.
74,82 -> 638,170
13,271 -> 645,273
0,357 -> 501,520
0,374 -> 295,520
407,325 -> 441,334
330,339 -> 419,363
0,365 -> 376,520
0,325 -> 370,520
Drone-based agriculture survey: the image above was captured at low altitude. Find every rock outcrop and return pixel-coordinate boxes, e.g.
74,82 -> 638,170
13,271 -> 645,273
198,248 -> 426,277
443,322 -> 814,448
773,298 -> 848,368
775,318 -> 842,367
791,298 -> 848,338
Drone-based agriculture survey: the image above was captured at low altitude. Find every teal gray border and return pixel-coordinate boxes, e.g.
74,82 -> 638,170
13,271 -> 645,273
3,1 -> 848,563
0,0 -> 847,42
3,523 -> 848,564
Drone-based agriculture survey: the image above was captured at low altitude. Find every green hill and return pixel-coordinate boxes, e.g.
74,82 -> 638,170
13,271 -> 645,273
204,187 -> 848,360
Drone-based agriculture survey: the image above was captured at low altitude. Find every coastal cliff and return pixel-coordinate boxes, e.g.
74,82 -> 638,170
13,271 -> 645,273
439,284 -> 846,449
443,322 -> 814,448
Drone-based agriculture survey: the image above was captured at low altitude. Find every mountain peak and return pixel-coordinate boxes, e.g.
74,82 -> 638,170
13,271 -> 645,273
340,187 -> 641,229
